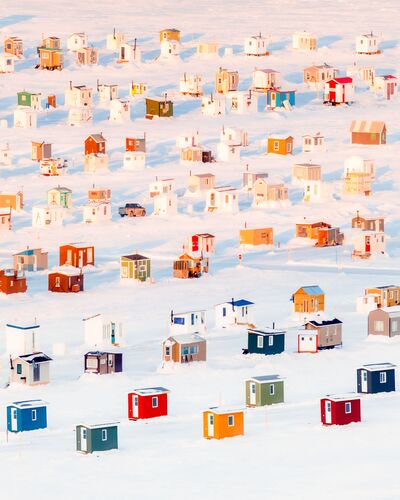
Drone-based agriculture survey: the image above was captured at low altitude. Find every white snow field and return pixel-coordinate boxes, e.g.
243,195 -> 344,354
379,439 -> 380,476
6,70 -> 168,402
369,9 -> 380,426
1,0 -> 400,498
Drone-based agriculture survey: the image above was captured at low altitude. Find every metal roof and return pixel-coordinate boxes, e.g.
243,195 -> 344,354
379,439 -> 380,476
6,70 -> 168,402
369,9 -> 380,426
359,363 -> 396,372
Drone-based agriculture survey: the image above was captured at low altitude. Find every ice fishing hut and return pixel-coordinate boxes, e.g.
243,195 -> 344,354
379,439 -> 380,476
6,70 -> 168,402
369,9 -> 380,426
76,423 -> 118,454
245,375 -> 284,407
128,388 -> 170,420
7,400 -> 47,433
357,363 -> 396,394
145,96 -> 173,118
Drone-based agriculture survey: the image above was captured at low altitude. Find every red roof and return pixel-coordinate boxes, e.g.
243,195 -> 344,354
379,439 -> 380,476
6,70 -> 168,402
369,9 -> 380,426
331,77 -> 352,84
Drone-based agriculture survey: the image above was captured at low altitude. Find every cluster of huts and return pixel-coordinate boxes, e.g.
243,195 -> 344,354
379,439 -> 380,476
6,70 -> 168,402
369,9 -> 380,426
0,26 -> 398,449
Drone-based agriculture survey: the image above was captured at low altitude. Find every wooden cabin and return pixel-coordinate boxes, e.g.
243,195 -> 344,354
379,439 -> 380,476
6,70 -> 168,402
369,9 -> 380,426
246,375 -> 284,407
180,73 -> 203,96
32,141 -> 51,161
84,352 -> 122,375
128,388 -> 169,421
32,205 -> 64,227
246,328 -> 285,356
243,171 -> 269,191
13,248 -> 48,272
97,83 -> 119,102
170,309 -> 206,335
0,191 -> 23,210
358,285 -> 400,312
266,89 -> 295,109
244,33 -> 269,56
344,172 -> 372,196
120,254 -> 151,282
76,423 -> 118,454
203,407 -> 244,440
292,163 -> 321,182
267,135 -> 293,155
160,29 -> 181,42
84,154 -> 109,173
302,133 -> 325,153
368,305 -> 400,338
145,97 -> 173,118
59,244 -> 94,268
181,146 -> 213,163
201,94 -> 225,115
163,334 -> 206,363
0,207 -> 11,231
0,269 -> 27,294
39,158 -> 68,176
291,286 -> 325,314
68,107 -> 93,126
88,188 -> 111,203
295,221 -> 331,239
118,42 -> 141,63
228,90 -> 258,114
14,108 -> 37,128
303,64 -> 337,86
189,233 -> 215,254
373,75 -> 397,100
48,267 -> 84,293
215,68 -> 239,94
215,299 -> 254,328
356,32 -> 380,54
131,82 -> 148,96
76,47 -> 98,65
5,37 -> 23,58
10,353 -> 52,386
240,228 -> 273,246
85,134 -> 106,155
126,135 -> 146,152
321,395 -> 361,426
344,156 -> 375,179
352,231 -> 385,259
47,186 -> 72,209
252,68 -> 280,92
292,31 -> 317,50
6,322 -> 40,359
67,33 -> 87,51
357,363 -> 396,394
352,213 -> 384,232
65,85 -> 92,108
324,77 -> 354,105
106,29 -> 125,50
37,36 -> 63,70
17,91 -> 42,110
350,121 -> 386,145
109,99 -> 130,122
0,143 -> 12,166
206,186 -> 239,214
252,178 -> 288,205
82,202 -> 111,224
7,400 -> 47,433
197,42 -> 219,57
298,318 -> 343,352
0,54 -> 14,73
83,314 -> 123,348
188,173 -> 215,194
173,253 -> 208,279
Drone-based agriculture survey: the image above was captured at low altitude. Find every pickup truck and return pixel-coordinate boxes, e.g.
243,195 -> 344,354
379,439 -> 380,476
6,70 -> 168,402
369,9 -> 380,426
118,203 -> 146,217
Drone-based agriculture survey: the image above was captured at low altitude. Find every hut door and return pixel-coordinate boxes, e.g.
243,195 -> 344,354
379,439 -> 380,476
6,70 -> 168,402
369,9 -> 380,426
208,414 -> 214,437
250,383 -> 256,405
11,408 -> 18,431
33,363 -> 40,382
133,396 -> 139,418
361,370 -> 368,392
365,236 -> 371,252
325,401 -> 332,424
81,428 -> 88,452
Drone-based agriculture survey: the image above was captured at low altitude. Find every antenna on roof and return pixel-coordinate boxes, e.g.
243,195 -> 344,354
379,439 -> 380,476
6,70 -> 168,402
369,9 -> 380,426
113,28 -> 116,39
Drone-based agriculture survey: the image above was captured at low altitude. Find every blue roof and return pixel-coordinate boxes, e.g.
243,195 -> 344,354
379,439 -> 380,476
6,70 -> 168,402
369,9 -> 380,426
231,299 -> 254,307
7,323 -> 40,330
300,285 -> 324,295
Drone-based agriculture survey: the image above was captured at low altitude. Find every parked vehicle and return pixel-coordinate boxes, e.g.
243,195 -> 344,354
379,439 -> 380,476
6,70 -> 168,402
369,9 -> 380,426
118,203 -> 146,217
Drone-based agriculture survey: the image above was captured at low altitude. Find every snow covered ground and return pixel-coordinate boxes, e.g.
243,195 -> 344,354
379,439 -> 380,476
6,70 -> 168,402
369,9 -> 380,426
1,0 -> 400,498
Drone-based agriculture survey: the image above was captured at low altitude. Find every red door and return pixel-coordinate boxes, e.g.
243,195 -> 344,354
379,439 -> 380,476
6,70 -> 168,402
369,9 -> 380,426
329,91 -> 335,102
365,236 -> 371,252
192,235 -> 199,252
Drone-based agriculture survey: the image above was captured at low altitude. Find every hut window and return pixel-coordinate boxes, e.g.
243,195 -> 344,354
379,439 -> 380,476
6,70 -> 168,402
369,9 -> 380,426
273,141 -> 279,151
86,357 -> 98,369
182,346 -> 189,355
222,307 -> 226,317
269,384 -> 275,396
101,429 -> 108,441
228,415 -> 234,427
374,320 -> 384,332
189,345 -> 198,355
152,397 -> 158,408
257,336 -> 264,348
392,320 -> 398,332
17,364 -> 22,374
31,409 -> 37,421
344,402 -> 352,413
268,336 -> 274,346
380,372 -> 387,384
165,346 -> 170,356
